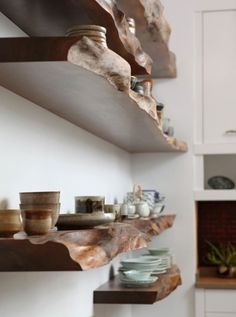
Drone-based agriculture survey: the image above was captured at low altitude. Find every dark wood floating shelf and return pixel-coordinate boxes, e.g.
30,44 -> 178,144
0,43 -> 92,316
94,265 -> 181,304
196,276 -> 236,290
0,38 -> 187,153
0,0 -> 152,75
0,215 -> 175,272
116,0 -> 177,78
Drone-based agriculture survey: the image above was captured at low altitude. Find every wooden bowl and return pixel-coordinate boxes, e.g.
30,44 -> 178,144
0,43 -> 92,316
22,209 -> 52,235
20,203 -> 60,228
19,191 -> 60,204
0,209 -> 22,237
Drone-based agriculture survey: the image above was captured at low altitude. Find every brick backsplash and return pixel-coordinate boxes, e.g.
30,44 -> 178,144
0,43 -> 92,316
197,201 -> 236,266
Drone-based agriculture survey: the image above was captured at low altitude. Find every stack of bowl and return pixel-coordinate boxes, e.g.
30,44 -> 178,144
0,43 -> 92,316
118,257 -> 161,287
66,25 -> 107,47
19,191 -> 60,231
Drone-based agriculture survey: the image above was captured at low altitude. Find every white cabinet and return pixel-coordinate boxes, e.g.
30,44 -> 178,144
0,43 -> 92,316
195,289 -> 236,317
205,290 -> 236,313
203,10 -> 236,145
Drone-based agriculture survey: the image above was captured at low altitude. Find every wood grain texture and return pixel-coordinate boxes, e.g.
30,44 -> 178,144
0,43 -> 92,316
0,37 -> 187,152
93,265 -> 181,304
0,216 -> 175,271
116,0 -> 176,77
123,214 -> 176,236
0,0 -> 152,75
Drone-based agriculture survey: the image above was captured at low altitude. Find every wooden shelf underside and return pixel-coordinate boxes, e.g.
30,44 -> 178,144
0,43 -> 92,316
0,0 -> 152,75
0,38 -> 187,153
0,215 -> 175,272
94,265 -> 181,304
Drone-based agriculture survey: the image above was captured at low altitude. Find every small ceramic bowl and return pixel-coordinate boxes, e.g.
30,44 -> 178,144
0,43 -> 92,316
123,270 -> 151,281
148,248 -> 170,256
0,210 -> 22,237
19,191 -> 60,204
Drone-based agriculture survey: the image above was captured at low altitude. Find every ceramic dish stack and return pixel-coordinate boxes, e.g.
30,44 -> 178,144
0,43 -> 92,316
19,191 -> 61,230
118,257 -> 161,288
66,25 -> 107,47
145,247 -> 173,272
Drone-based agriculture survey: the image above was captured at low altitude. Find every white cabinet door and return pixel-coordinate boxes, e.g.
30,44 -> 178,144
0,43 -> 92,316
203,10 -> 236,144
205,289 -> 236,313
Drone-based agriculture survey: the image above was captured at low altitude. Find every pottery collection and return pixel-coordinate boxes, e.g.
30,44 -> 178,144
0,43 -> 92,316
1,184 -> 166,236
118,248 -> 173,287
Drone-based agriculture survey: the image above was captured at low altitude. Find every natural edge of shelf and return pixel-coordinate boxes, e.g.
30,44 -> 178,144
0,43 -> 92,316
0,37 -> 187,153
0,0 -> 152,75
0,215 -> 175,272
116,0 -> 177,78
93,265 -> 181,304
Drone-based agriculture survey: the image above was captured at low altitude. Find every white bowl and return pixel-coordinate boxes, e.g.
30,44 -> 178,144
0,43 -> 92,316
123,270 -> 152,281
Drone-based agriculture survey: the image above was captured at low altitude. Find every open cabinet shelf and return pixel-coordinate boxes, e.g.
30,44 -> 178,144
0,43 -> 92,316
94,265 -> 181,304
196,267 -> 236,289
0,215 -> 175,272
0,37 -> 187,153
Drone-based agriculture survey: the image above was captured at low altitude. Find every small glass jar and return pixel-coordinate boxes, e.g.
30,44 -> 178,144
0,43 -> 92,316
127,17 -> 136,35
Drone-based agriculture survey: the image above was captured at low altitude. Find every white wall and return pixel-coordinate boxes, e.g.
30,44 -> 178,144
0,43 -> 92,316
0,13 -> 132,317
0,0 -> 196,315
131,0 -> 195,316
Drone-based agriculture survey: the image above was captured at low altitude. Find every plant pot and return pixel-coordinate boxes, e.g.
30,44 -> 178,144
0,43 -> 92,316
217,265 -> 236,278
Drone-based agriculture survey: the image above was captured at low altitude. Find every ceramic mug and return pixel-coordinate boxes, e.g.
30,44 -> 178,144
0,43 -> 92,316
75,196 -> 105,213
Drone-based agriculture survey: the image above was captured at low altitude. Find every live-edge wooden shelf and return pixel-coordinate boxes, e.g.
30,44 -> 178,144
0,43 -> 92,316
94,265 -> 181,304
116,0 -> 177,78
0,37 -> 187,153
0,0 -> 152,76
0,215 -> 175,272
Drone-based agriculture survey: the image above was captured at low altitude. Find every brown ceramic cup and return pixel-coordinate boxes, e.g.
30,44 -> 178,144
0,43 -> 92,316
22,209 -> 52,235
0,209 -> 22,237
19,191 -> 60,204
20,203 -> 60,228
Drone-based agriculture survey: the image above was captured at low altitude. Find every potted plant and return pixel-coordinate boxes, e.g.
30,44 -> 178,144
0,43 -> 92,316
206,241 -> 236,277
